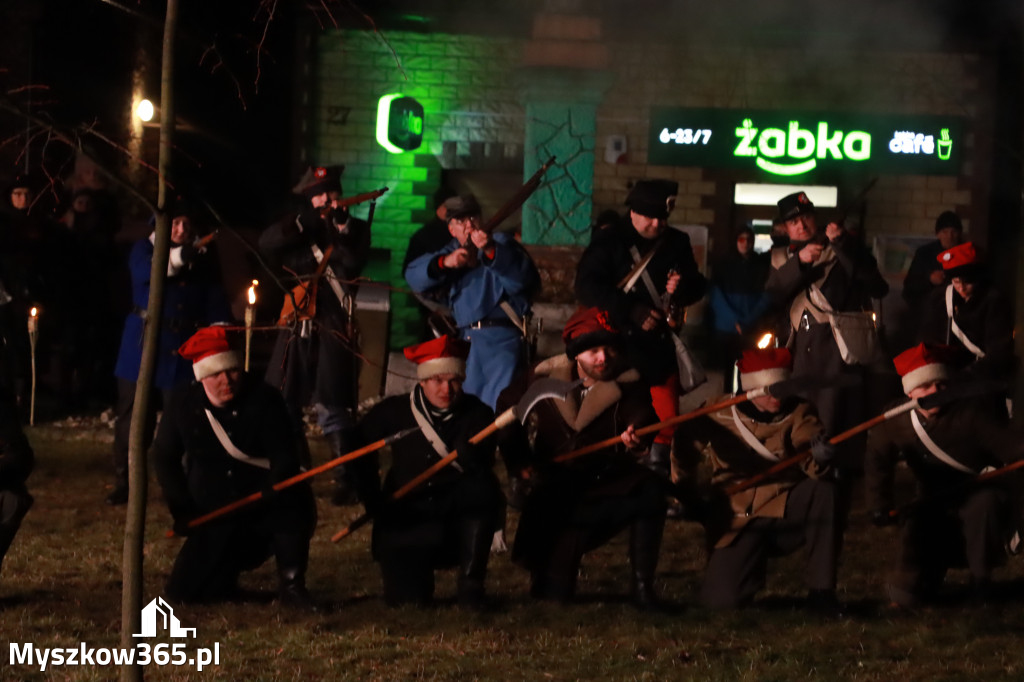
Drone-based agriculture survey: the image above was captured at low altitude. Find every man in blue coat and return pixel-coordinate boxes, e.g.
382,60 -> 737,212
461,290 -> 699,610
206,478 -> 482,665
107,204 -> 230,505
405,194 -> 539,409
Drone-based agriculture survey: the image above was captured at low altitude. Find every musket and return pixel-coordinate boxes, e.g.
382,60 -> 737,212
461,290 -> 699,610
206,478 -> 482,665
334,186 -> 389,209
482,156 -> 557,232
194,229 -> 219,249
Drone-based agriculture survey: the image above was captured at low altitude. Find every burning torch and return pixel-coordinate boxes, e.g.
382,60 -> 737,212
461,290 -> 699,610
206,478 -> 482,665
245,280 -> 258,372
28,307 -> 38,426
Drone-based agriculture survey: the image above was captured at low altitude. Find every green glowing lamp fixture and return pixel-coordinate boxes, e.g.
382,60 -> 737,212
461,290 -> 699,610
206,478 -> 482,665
376,94 -> 424,153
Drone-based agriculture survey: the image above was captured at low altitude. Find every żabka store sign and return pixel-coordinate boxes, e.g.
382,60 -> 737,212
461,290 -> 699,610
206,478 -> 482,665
648,107 -> 961,177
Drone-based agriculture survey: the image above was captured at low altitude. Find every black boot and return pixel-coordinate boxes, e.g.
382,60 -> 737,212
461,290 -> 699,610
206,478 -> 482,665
629,516 -> 666,612
0,489 -> 33,576
457,517 -> 492,611
106,470 -> 129,506
274,535 -> 317,612
325,430 -> 359,507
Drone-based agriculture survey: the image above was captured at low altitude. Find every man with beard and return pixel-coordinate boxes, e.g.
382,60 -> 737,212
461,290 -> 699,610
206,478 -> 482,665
260,165 -> 370,506
153,326 -> 317,609
574,180 -> 707,483
497,307 -> 667,609
350,336 -> 503,609
674,347 -> 841,612
864,343 -> 1024,607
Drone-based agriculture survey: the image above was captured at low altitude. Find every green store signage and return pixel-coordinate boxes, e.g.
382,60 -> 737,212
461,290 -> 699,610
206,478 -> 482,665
376,94 -> 424,153
648,108 -> 961,176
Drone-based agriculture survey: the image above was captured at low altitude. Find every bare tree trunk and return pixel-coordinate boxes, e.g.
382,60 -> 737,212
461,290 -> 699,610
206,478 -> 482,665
120,1 -> 178,679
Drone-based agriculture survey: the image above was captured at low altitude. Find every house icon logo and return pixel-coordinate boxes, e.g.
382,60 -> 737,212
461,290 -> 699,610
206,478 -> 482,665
133,597 -> 197,638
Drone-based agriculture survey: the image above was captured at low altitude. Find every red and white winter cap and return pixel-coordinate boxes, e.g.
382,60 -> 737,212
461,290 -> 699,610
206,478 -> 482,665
737,347 -> 792,391
937,241 -> 979,271
178,325 -> 242,381
404,335 -> 470,380
893,343 -> 950,395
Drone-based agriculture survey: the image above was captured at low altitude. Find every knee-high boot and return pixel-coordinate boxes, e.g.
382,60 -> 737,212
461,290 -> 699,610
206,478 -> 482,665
457,517 -> 492,610
629,514 -> 665,611
273,533 -> 316,612
326,430 -> 359,506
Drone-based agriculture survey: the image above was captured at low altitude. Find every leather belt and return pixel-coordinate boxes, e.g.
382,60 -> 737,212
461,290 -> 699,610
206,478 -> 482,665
467,318 -> 518,330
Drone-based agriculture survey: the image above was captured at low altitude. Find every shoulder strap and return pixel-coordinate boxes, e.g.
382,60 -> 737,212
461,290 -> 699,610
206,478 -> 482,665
945,284 -> 985,358
910,409 -> 976,474
408,392 -> 464,472
730,404 -> 780,462
203,409 -> 271,470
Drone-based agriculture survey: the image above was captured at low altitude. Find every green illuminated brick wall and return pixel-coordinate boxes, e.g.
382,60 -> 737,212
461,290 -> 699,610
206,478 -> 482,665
311,30 -> 524,349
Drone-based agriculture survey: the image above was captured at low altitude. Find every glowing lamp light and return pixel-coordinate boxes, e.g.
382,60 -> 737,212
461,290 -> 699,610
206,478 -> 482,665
135,99 -> 155,122
756,333 -> 773,349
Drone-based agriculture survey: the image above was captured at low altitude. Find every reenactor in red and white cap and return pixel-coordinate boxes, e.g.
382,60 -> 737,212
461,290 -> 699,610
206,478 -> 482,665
675,347 -> 842,612
864,342 -> 1024,607
152,326 -> 317,610
919,242 -> 1014,387
348,335 -> 503,609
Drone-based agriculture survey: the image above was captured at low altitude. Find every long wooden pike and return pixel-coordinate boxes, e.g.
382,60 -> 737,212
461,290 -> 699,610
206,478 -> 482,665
727,379 -> 1007,495
165,426 -> 421,537
331,376 -> 580,542
551,373 -> 839,465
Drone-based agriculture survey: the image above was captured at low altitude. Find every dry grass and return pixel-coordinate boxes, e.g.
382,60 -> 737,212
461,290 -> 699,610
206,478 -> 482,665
3,428 -> 1024,681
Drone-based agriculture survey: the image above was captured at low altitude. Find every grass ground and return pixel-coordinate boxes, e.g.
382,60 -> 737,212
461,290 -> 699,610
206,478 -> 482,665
3,427 -> 1024,681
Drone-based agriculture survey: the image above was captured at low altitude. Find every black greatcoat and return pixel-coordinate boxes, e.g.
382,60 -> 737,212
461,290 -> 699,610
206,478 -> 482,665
259,208 -> 370,411
496,355 -> 662,575
918,283 -> 1014,382
153,375 -> 315,601
574,217 -> 706,385
351,391 -> 503,566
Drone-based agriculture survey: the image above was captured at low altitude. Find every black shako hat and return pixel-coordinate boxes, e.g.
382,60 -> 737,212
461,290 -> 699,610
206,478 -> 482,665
776,191 -> 815,223
934,210 -> 963,234
626,180 -> 678,220
443,194 -> 483,221
293,165 -> 344,199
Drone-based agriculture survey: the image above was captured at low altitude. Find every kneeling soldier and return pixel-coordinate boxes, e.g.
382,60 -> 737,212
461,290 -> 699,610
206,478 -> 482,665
154,326 -> 317,610
350,336 -> 503,609
498,307 -> 667,609
865,342 -> 1024,607
676,348 -> 842,612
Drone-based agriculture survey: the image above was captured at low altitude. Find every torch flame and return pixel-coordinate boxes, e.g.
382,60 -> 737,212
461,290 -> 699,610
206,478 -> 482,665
756,333 -> 773,349
29,307 -> 37,318
247,281 -> 258,305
